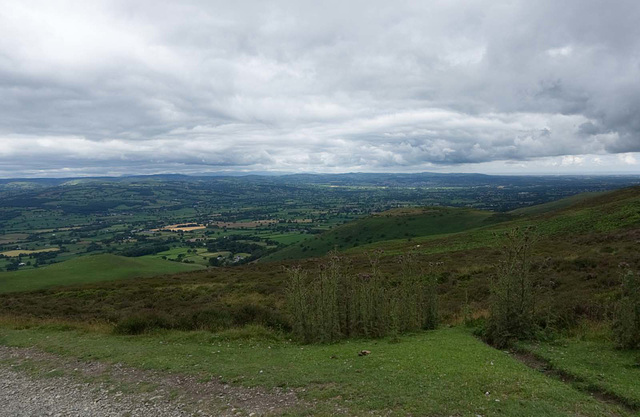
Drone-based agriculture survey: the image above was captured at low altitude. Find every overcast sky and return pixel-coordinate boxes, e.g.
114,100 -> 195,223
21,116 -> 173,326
1,0 -> 639,177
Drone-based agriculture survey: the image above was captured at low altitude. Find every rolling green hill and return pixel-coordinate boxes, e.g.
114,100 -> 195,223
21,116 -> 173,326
0,254 -> 204,293
263,206 -> 508,261
509,191 -> 609,216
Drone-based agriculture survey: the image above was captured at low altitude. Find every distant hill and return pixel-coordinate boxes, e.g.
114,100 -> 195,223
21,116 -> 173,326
2,171 -> 639,188
508,191 -> 609,216
0,254 -> 203,293
262,206 -> 509,261
264,186 -> 640,262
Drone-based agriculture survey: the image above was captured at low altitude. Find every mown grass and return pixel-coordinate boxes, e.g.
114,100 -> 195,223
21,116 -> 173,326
0,254 -> 204,293
0,324 -> 631,416
519,335 -> 640,408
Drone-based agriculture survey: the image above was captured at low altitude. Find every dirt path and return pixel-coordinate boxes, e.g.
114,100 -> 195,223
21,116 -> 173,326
0,345 -> 309,417
510,348 -> 638,415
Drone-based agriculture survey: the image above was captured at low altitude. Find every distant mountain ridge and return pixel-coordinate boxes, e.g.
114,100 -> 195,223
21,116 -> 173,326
2,171 -> 639,187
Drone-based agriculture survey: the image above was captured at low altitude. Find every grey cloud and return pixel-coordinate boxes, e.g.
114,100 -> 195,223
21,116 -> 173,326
0,0 -> 639,176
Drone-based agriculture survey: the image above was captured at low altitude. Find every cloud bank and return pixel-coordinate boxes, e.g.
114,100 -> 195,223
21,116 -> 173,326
1,0 -> 639,176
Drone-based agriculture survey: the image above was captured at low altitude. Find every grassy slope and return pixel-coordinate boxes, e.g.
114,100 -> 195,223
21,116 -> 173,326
0,254 -> 204,293
509,191 -> 608,216
333,186 -> 640,316
266,187 -> 640,263
520,338 -> 640,408
0,325 -> 629,417
347,186 -> 640,256
263,206 -> 502,262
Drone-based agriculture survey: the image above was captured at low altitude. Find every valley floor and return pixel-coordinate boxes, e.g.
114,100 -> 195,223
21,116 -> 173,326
0,325 -> 635,416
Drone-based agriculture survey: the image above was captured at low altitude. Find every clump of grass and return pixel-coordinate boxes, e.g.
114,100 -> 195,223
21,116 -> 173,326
286,251 -> 440,343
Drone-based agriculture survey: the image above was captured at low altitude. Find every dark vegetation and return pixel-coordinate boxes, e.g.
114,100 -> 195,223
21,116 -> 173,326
0,264 -> 288,334
120,243 -> 170,257
614,265 -> 640,349
286,252 -> 439,343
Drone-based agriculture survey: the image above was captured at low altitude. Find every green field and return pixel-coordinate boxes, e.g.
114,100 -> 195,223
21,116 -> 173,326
0,324 -> 630,416
0,254 -> 204,293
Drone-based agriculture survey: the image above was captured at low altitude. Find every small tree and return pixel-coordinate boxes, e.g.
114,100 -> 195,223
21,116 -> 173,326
485,227 -> 537,348
614,265 -> 640,349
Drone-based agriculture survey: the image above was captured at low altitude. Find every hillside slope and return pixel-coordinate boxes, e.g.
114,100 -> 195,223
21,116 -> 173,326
263,206 -> 507,262
312,186 -> 634,255
0,254 -> 204,293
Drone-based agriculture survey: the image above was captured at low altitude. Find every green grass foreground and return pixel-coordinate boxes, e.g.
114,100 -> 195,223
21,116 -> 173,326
0,325 -> 630,416
0,254 -> 204,293
520,337 -> 640,408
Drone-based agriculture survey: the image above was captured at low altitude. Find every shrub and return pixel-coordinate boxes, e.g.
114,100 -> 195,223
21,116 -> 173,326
613,265 -> 640,349
286,251 -> 439,343
231,304 -> 290,331
485,227 -> 538,348
113,312 -> 172,335
179,309 -> 234,331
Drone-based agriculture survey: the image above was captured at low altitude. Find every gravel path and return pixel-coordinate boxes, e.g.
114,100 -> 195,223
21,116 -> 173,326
0,346 -> 309,417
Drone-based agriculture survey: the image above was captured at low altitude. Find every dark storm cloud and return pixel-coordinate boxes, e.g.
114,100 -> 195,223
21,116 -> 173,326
0,0 -> 639,176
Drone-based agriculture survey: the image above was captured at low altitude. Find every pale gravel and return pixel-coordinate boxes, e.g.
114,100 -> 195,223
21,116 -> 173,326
0,345 -> 314,417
